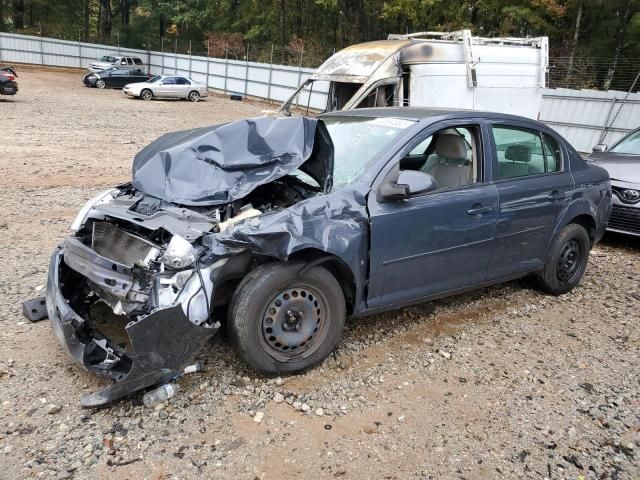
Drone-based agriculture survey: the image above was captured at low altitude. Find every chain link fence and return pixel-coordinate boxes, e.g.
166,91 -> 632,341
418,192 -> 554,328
549,56 -> 640,92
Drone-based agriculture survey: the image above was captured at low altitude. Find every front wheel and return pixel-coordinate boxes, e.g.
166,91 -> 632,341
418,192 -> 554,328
96,79 -> 106,89
140,89 -> 153,101
228,262 -> 346,373
188,90 -> 200,102
536,223 -> 591,295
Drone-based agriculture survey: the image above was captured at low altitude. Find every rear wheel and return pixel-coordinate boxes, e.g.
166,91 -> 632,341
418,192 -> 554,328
228,262 -> 346,373
536,223 -> 590,295
188,90 -> 200,102
140,89 -> 153,101
96,79 -> 106,89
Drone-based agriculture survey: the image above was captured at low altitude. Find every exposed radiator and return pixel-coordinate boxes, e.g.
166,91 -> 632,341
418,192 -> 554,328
91,222 -> 160,268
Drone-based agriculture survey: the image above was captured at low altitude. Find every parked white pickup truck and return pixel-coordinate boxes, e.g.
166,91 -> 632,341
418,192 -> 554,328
280,30 -> 548,119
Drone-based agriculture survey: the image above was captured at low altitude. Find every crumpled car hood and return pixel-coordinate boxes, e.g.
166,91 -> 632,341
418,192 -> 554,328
132,116 -> 334,206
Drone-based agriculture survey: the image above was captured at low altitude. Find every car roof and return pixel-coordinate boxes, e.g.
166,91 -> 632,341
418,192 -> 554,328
158,74 -> 192,79
320,107 -> 544,126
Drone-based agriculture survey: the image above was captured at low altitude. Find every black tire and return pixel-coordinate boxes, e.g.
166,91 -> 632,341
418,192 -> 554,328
188,90 -> 200,102
140,89 -> 153,101
228,261 -> 346,373
96,79 -> 106,89
536,223 -> 591,295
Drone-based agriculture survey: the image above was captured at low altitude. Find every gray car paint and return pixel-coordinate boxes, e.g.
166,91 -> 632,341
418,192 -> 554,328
39,108 -> 611,405
588,127 -> 640,236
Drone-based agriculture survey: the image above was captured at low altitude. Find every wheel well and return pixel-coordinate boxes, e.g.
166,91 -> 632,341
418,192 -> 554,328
568,214 -> 596,245
289,249 -> 357,315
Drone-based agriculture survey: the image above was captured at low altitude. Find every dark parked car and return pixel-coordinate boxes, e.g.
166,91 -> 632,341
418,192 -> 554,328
36,109 -> 611,406
0,66 -> 18,95
83,67 -> 151,89
589,128 -> 640,236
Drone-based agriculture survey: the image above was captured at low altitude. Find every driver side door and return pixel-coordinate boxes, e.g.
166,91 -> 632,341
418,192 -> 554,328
367,120 -> 499,308
155,76 -> 176,97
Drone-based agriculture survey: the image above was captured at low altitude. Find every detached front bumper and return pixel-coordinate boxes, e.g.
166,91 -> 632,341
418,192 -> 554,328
46,244 -> 219,407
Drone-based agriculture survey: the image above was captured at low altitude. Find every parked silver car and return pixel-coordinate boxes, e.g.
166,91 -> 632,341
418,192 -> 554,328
589,127 -> 640,236
122,75 -> 208,102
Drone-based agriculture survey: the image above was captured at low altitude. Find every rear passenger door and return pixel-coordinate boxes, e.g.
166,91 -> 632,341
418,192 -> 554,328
175,77 -> 192,97
133,58 -> 144,72
110,69 -> 131,88
486,122 -> 574,280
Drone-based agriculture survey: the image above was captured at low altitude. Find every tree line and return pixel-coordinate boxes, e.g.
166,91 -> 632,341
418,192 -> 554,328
1,1 -> 639,90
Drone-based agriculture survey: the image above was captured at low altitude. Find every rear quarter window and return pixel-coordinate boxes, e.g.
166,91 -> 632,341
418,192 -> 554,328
133,58 -> 143,65
542,134 -> 562,172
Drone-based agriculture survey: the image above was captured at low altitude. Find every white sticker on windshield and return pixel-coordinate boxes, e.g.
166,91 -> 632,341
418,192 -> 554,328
368,117 -> 415,129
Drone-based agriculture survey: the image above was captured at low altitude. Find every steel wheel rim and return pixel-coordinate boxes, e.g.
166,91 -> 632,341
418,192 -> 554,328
557,239 -> 582,283
259,285 -> 329,361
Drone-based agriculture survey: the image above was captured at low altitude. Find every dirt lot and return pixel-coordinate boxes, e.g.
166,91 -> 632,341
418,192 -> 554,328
0,68 -> 638,480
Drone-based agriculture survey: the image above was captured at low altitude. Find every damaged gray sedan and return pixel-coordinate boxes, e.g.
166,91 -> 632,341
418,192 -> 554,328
40,108 -> 611,407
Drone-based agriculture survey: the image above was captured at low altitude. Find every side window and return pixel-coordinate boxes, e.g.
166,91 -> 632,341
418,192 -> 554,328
408,136 -> 433,156
492,126 -> 545,180
542,133 -> 562,172
355,84 -> 395,108
399,126 -> 481,190
126,58 -> 133,65
120,58 -> 127,65
133,58 -> 143,65
177,77 -> 191,85
162,77 -> 177,85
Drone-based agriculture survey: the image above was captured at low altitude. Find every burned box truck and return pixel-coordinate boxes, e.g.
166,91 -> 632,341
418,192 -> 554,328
279,30 -> 548,119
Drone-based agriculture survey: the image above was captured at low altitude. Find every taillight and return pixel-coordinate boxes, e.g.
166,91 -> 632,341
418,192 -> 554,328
5,74 -> 15,81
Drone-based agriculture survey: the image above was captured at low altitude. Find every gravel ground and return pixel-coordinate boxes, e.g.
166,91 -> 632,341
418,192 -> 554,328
0,68 -> 639,480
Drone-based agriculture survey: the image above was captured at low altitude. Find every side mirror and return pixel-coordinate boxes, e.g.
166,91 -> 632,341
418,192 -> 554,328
381,170 -> 438,201
592,144 -> 607,152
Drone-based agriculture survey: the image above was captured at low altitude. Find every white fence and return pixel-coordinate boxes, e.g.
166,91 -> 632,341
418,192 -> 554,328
0,32 -> 327,108
1,32 -> 638,152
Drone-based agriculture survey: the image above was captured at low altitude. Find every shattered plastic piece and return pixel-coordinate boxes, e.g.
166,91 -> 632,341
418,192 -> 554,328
131,116 -> 334,206
182,363 -> 203,374
160,234 -> 196,269
22,296 -> 47,322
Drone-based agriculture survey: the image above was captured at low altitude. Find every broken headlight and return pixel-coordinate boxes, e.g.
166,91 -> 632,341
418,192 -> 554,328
161,234 -> 196,269
70,188 -> 119,232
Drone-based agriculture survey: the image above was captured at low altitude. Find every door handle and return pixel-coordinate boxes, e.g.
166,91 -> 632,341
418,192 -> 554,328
467,204 -> 494,216
548,191 -> 565,201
